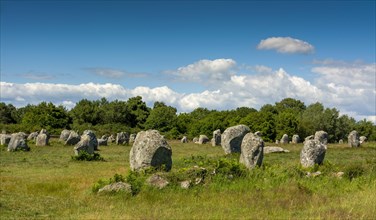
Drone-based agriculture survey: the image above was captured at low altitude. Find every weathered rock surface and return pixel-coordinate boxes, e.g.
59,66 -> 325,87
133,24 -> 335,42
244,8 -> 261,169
36,129 -> 49,146
129,134 -> 136,143
27,132 -> 39,141
193,137 -> 199,143
8,132 -> 29,152
60,129 -> 71,141
304,135 -> 314,143
83,130 -> 98,150
98,138 -> 108,146
338,139 -> 343,144
348,130 -> 360,147
240,132 -> 264,169
212,129 -> 221,146
263,146 -> 290,154
292,134 -> 300,144
300,140 -> 326,168
65,131 -> 80,145
116,132 -> 129,145
198,135 -> 209,144
280,134 -> 289,144
129,130 -> 172,172
146,174 -> 169,189
98,182 -> 132,194
1,134 -> 12,145
221,125 -> 250,154
107,135 -> 115,143
359,136 -> 367,144
73,131 -> 97,155
181,136 -> 188,143
315,130 -> 328,145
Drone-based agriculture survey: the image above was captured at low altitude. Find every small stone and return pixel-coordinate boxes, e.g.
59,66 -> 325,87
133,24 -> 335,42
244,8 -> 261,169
98,182 -> 132,194
147,174 -> 169,189
180,180 -> 191,189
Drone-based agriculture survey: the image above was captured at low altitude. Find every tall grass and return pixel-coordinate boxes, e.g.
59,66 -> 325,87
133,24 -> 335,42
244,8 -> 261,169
0,139 -> 375,219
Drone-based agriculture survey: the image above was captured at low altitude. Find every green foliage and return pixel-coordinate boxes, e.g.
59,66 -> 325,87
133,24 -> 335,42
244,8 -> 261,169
71,151 -> 105,161
92,173 -> 126,193
344,164 -> 365,181
125,171 -> 145,195
145,102 -> 177,133
0,103 -> 18,124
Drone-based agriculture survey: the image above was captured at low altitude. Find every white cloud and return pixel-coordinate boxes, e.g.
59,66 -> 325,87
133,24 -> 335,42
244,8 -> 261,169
257,37 -> 314,54
166,58 -> 236,83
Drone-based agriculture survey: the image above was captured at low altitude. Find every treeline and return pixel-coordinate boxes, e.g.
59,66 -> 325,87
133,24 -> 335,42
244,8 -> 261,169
1,97 -> 375,142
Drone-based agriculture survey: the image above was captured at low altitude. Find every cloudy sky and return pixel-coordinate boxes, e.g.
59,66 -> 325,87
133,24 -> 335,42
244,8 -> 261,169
1,0 -> 375,122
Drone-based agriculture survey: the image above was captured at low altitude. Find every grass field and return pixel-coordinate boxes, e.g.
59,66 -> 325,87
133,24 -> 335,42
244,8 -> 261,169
1,139 -> 375,219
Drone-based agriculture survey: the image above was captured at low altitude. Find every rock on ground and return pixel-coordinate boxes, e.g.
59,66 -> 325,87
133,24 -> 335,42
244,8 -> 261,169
198,135 -> 209,144
292,134 -> 300,144
65,131 -> 80,145
239,132 -> 264,169
300,140 -> 326,168
60,129 -> 71,141
280,134 -> 289,144
221,125 -> 250,154
98,182 -> 132,194
263,146 -> 290,154
129,134 -> 136,143
181,136 -> 188,143
129,130 -> 172,172
348,130 -> 360,147
315,130 -> 328,145
36,129 -> 50,146
27,132 -> 39,141
359,136 -> 367,144
8,132 -> 29,152
98,138 -> 108,146
212,129 -> 221,146
1,134 -> 12,145
73,132 -> 97,155
116,132 -> 129,145
193,137 -> 199,143
82,130 -> 98,150
146,174 -> 169,189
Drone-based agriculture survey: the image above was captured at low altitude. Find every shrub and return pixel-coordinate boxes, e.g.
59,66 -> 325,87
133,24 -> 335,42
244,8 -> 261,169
71,151 -> 105,161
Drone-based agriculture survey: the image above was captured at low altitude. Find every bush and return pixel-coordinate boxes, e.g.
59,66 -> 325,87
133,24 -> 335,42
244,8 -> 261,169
71,151 -> 105,161
344,164 -> 365,181
92,173 -> 126,193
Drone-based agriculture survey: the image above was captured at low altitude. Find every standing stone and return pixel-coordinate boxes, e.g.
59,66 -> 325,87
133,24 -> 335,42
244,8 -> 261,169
116,132 -> 129,145
254,131 -> 262,137
129,134 -> 136,143
65,131 -> 80,145
198,135 -> 209,144
239,132 -> 264,169
264,146 -> 289,154
98,138 -> 108,146
27,131 -> 39,141
292,134 -> 300,144
280,134 -> 289,144
8,132 -> 29,152
129,130 -> 172,172
212,129 -> 221,146
193,137 -> 199,143
314,131 -> 328,145
275,140 -> 279,144
36,129 -> 50,146
82,130 -> 98,150
338,139 -> 344,144
107,135 -> 115,143
74,133 -> 95,155
221,125 -> 250,154
348,130 -> 360,148
0,134 -> 11,145
300,140 -> 326,168
359,136 -> 367,144
181,136 -> 188,143
305,135 -> 314,143
60,129 -> 71,141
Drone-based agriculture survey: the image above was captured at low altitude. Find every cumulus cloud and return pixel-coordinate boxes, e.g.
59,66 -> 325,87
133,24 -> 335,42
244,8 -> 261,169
1,59 -> 374,122
166,58 -> 236,84
257,37 -> 314,54
84,67 -> 148,78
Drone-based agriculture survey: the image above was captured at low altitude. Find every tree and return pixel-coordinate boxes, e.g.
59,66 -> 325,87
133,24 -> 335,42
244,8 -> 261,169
275,98 -> 306,113
144,102 -> 177,133
0,103 -> 18,124
70,99 -> 102,125
126,96 -> 150,128
275,111 -> 299,140
355,119 -> 376,141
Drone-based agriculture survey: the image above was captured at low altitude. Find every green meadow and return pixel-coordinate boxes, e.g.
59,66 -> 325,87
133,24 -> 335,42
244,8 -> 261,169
1,139 -> 375,219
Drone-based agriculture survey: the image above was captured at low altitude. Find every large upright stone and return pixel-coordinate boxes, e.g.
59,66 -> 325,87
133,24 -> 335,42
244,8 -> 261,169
300,140 -> 326,168
315,131 -> 328,145
82,130 -> 98,150
107,134 -> 115,143
36,129 -> 49,146
129,134 -> 136,143
129,130 -> 172,172
280,134 -> 289,144
221,125 -> 250,154
292,134 -> 300,144
239,133 -> 264,169
212,129 -> 221,146
181,136 -> 188,143
65,131 -> 80,145
8,132 -> 29,152
198,135 -> 209,144
348,130 -> 360,148
60,129 -> 71,141
116,132 -> 129,145
74,134 -> 95,155
27,132 -> 39,141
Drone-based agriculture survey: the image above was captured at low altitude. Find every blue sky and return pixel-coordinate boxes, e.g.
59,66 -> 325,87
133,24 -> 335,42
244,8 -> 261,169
1,0 -> 375,122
